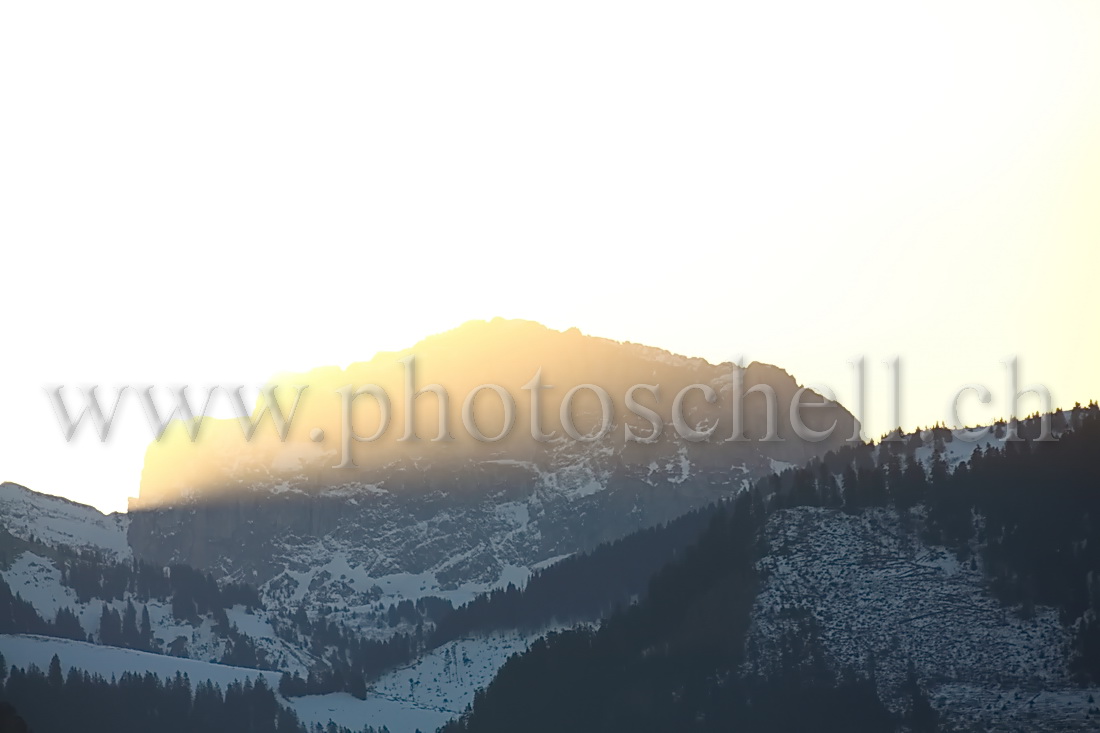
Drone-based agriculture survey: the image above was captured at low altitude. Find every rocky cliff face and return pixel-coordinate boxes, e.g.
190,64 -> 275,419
127,320 -> 859,610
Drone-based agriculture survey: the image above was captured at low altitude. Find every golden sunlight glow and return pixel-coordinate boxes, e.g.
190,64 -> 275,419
1,0 -> 1098,511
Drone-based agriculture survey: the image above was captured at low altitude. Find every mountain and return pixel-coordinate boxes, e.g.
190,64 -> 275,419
22,321 -> 1096,731
126,319 -> 858,613
0,320 -> 862,732
0,482 -> 130,563
5,406 -> 1100,732
441,405 -> 1100,733
0,480 -> 735,731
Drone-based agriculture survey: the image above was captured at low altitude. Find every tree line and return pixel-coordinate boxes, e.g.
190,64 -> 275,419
0,649 -> 394,733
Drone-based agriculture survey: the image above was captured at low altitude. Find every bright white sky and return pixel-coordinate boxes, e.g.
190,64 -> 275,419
2,1 -> 1098,513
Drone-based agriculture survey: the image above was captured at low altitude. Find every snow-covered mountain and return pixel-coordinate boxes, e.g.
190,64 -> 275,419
0,482 -> 130,562
126,319 -> 858,617
0,319 -> 860,732
4,407 -> 1099,732
0,481 -> 548,731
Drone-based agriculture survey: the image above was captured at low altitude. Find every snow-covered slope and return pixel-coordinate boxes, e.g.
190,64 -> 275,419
0,481 -> 129,560
131,434 -> 765,620
0,544 -> 475,732
370,629 -> 555,718
0,634 -> 449,732
0,549 -> 314,673
747,506 -> 1097,731
0,479 -> 555,732
0,473 -> 566,733
0,633 -> 282,688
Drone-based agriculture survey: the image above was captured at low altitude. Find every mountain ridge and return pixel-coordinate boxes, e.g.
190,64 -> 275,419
125,319 -> 859,611
4,407 -> 1099,732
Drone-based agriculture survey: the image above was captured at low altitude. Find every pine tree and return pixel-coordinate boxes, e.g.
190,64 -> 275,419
99,603 -> 122,646
55,607 -> 85,641
841,465 -> 860,511
816,463 -> 841,508
348,670 -> 367,700
929,448 -> 948,489
172,589 -> 198,624
899,455 -> 926,509
48,654 -> 63,689
140,604 -> 154,650
276,706 -> 303,733
122,600 -> 139,648
790,468 -> 818,507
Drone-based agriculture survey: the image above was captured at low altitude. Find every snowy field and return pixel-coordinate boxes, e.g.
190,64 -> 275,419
0,634 -> 455,732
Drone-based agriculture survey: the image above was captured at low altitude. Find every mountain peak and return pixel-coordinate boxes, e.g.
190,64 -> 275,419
135,321 -> 855,509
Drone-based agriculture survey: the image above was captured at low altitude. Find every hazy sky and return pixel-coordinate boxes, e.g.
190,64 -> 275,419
2,0 -> 1098,513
